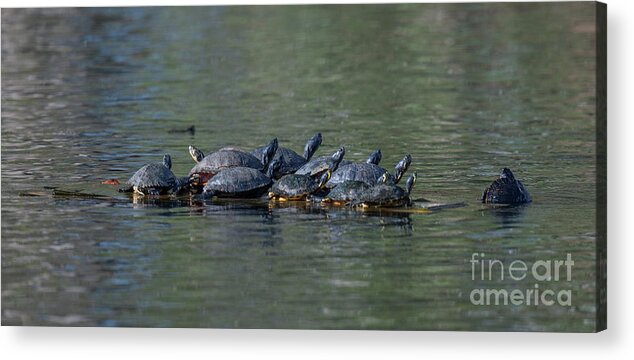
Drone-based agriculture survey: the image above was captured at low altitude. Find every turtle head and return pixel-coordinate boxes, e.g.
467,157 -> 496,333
266,159 -> 282,178
377,171 -> 390,184
500,168 -> 516,181
393,154 -> 412,184
366,149 -> 382,165
303,132 -> 322,161
261,138 -> 278,170
189,173 -> 202,188
317,169 -> 332,190
405,172 -> 417,195
328,146 -> 345,173
189,145 -> 205,163
163,154 -> 172,170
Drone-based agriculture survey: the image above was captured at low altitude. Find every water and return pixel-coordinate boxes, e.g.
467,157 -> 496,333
1,4 -> 599,331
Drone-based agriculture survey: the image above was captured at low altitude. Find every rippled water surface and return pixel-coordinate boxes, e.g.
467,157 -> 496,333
2,4 -> 599,331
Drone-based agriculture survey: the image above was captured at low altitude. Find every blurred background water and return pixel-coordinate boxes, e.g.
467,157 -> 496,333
2,3 -> 598,330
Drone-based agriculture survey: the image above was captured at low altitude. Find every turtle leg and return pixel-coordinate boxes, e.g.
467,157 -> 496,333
306,194 -> 324,203
133,186 -> 146,197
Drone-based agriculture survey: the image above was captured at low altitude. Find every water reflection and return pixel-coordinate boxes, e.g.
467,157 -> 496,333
130,195 -> 197,209
480,204 -> 529,229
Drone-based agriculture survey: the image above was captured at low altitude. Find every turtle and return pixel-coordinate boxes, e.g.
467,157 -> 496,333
188,138 -> 278,190
268,148 -> 345,201
320,180 -> 372,206
295,148 -> 380,177
251,133 -> 322,179
202,159 -> 281,199
313,149 -> 380,205
482,168 -> 532,205
327,153 -> 412,188
119,154 -> 189,196
351,171 -> 417,208
293,146 -> 349,177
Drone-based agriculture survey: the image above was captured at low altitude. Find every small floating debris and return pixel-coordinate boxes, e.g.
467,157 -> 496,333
101,178 -> 120,185
20,188 -> 124,202
18,191 -> 49,197
421,201 -> 468,211
52,189 -> 118,200
167,125 -> 195,135
319,200 -> 466,214
353,206 -> 433,215
350,202 -> 466,215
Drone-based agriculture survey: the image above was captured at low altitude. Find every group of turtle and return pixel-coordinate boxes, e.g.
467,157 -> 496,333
119,133 -> 531,207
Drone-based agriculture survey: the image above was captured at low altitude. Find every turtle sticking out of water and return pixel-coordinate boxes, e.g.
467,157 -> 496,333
482,168 -> 532,205
188,138 -> 278,191
269,147 -> 345,201
351,171 -> 417,208
202,159 -> 282,199
328,153 -> 412,188
119,154 -> 189,196
251,133 -> 322,179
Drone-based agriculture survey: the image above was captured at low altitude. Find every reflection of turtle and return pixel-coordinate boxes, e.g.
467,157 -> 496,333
188,138 -> 278,190
202,160 -> 281,198
328,154 -> 411,188
351,172 -> 417,208
482,168 -> 532,205
269,149 -> 344,201
251,133 -> 322,179
295,148 -> 380,177
119,154 -> 188,196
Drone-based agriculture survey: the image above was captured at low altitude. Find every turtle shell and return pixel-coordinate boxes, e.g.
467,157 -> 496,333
126,163 -> 177,194
203,167 -> 272,198
295,156 -> 352,177
270,174 -> 320,198
252,146 -> 305,178
189,150 -> 263,178
354,184 -> 409,207
327,163 -> 392,188
323,180 -> 371,203
218,146 -> 249,153
482,169 -> 531,204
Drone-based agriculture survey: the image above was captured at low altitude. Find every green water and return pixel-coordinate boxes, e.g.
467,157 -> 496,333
2,3 -> 599,331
